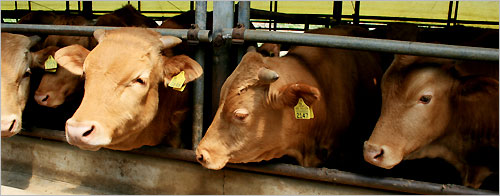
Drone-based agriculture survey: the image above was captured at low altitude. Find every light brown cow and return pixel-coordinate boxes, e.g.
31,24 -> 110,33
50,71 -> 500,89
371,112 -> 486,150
34,45 -> 90,107
1,33 -> 42,137
195,26 -> 383,170
363,55 -> 499,188
34,5 -> 159,108
64,27 -> 202,151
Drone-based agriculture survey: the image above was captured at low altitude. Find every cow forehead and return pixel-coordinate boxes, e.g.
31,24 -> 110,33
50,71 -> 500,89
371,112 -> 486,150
1,37 -> 30,77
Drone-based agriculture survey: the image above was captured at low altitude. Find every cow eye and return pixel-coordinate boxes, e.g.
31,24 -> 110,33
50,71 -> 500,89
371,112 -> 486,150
134,78 -> 146,85
234,108 -> 249,121
419,95 -> 432,104
23,68 -> 31,78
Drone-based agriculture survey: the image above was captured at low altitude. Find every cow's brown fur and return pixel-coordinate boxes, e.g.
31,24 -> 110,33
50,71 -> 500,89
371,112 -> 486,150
42,15 -> 92,49
34,45 -> 89,107
1,33 -> 44,137
65,27 -> 202,151
196,26 -> 383,170
364,55 -> 499,188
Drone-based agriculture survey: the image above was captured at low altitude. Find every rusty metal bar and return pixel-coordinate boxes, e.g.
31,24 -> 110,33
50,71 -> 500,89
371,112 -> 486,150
0,23 -> 212,42
17,128 -> 497,195
221,28 -> 499,61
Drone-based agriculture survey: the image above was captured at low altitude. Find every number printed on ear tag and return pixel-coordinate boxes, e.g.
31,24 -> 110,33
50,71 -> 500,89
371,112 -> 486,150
168,71 -> 186,89
294,98 -> 314,119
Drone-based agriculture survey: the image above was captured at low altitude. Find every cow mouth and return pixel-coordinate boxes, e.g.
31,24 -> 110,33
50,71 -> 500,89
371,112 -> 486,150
363,141 -> 402,169
195,148 -> 229,170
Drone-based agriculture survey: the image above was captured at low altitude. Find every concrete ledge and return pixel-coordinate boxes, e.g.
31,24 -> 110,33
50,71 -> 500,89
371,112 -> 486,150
2,136 -> 394,194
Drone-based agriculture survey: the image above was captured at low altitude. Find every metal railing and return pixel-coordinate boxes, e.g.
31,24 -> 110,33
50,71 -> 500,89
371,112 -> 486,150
18,128 -> 497,195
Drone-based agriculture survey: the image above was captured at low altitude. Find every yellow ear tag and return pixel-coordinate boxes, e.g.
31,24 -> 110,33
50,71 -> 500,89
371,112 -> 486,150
173,84 -> 186,92
294,98 -> 314,119
168,71 -> 186,90
44,55 -> 57,72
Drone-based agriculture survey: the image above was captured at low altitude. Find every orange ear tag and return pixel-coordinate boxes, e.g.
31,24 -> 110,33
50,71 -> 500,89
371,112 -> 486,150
168,71 -> 186,91
294,98 -> 314,119
44,55 -> 57,72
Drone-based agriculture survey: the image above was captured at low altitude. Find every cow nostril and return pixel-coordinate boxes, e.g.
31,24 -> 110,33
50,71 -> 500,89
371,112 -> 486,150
42,95 -> 49,102
374,148 -> 384,160
8,120 -> 16,132
197,154 -> 204,163
82,125 -> 95,137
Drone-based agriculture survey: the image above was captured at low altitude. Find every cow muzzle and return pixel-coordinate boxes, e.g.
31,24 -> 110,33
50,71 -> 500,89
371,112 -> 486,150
363,141 -> 401,169
195,148 -> 229,170
1,115 -> 21,137
65,119 -> 110,151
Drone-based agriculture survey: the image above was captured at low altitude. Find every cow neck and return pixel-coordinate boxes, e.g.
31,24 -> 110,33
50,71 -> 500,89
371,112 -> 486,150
273,54 -> 331,167
130,84 -> 190,148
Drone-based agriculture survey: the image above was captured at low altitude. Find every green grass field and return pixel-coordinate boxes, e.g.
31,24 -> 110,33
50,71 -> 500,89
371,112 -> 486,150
1,1 -> 498,28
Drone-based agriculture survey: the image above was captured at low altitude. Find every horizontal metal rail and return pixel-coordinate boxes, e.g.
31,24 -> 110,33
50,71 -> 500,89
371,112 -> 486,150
17,128 -> 497,195
222,28 -> 499,61
1,23 -> 212,42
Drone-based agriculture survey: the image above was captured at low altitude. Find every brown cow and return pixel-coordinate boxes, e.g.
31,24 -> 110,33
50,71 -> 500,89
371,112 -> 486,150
34,5 -> 158,108
64,27 -> 202,151
34,45 -> 90,107
363,55 -> 499,188
1,33 -> 48,137
42,15 -> 92,49
195,26 -> 383,170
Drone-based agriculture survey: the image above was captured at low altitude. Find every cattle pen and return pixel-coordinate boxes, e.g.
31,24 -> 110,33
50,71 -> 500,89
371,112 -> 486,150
1,1 -> 499,195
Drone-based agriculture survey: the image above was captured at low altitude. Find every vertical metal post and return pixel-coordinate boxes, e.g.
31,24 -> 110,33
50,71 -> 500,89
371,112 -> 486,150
211,1 -> 234,117
273,1 -> 278,31
453,1 -> 459,26
192,1 -> 207,150
66,1 -> 70,13
447,1 -> 453,27
332,1 -> 342,25
138,1 -> 141,11
78,1 -> 81,12
15,1 -> 18,10
236,1 -> 250,64
269,1 -> 273,31
82,1 -> 92,19
190,1 -> 195,11
353,1 -> 360,25
28,1 -> 31,11
304,15 -> 309,31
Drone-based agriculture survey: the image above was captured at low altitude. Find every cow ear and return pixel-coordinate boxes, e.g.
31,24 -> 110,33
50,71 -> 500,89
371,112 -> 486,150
54,44 -> 90,76
93,29 -> 106,43
31,46 -> 60,69
459,76 -> 498,98
273,83 -> 321,108
160,36 -> 182,49
163,55 -> 203,87
28,35 -> 41,48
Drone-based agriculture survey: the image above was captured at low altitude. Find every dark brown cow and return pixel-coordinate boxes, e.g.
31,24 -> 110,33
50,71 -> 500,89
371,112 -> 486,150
64,27 -> 202,151
363,55 -> 499,188
195,26 -> 383,170
34,45 -> 89,107
42,15 -> 92,49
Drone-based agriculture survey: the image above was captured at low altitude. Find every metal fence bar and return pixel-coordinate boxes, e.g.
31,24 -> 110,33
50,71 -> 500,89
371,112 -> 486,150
211,1 -> 234,117
192,1 -> 207,150
1,23 -> 212,42
222,28 -> 499,61
17,129 -> 497,195
236,1 -> 250,64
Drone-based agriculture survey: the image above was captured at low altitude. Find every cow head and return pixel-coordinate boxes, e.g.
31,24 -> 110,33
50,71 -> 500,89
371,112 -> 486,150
34,44 -> 89,107
363,55 -> 498,169
1,33 -> 40,137
196,52 -> 321,170
65,28 -> 202,151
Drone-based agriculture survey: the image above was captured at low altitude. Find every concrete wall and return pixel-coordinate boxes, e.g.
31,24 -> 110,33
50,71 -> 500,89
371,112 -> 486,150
2,136 -> 395,195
